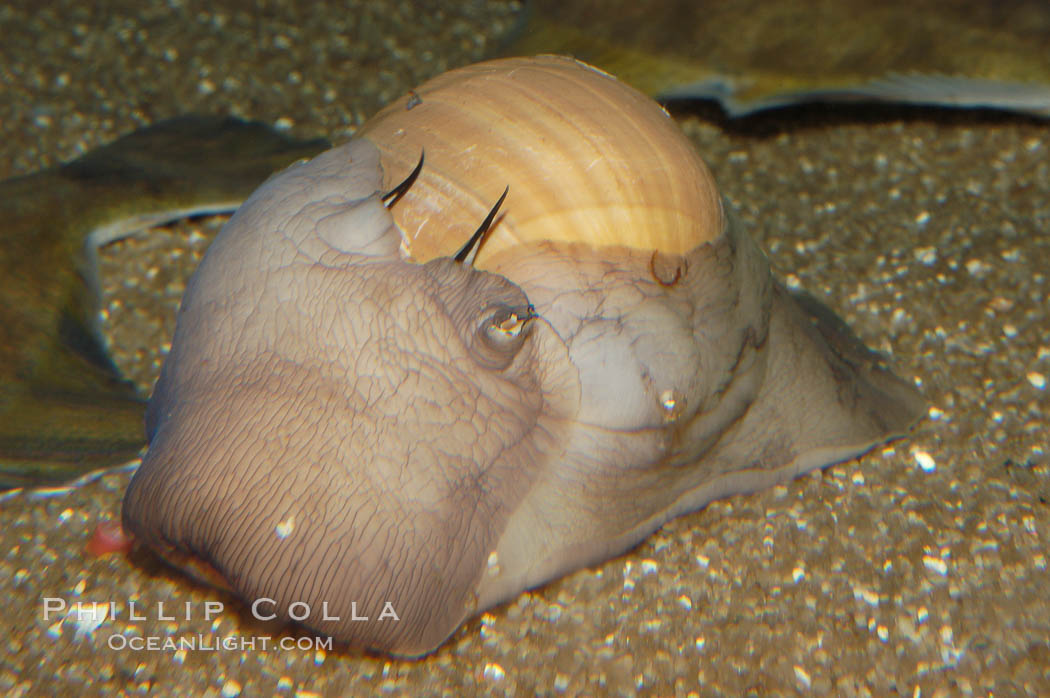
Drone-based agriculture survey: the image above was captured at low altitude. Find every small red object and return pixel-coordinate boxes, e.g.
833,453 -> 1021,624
87,519 -> 133,556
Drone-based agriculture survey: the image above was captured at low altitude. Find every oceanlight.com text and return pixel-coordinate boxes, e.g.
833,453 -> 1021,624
106,633 -> 333,652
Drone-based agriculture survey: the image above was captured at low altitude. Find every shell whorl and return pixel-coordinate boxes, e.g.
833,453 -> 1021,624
357,55 -> 723,271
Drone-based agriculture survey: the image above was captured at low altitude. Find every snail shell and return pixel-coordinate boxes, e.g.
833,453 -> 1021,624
122,55 -> 924,657
358,55 -> 723,270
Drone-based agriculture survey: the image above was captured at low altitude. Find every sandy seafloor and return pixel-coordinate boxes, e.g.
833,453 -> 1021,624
2,0 -> 1049,695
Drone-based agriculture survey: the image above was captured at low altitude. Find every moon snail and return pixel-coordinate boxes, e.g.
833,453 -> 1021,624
122,55 -> 924,657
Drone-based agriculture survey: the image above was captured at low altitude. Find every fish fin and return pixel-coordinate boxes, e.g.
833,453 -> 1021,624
848,73 -> 1050,115
663,73 -> 1050,117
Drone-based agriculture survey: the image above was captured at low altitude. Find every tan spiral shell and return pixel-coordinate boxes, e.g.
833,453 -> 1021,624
357,55 -> 723,270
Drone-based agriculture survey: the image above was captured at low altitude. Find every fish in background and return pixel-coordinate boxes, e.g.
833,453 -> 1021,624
0,117 -> 326,488
504,0 -> 1050,117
